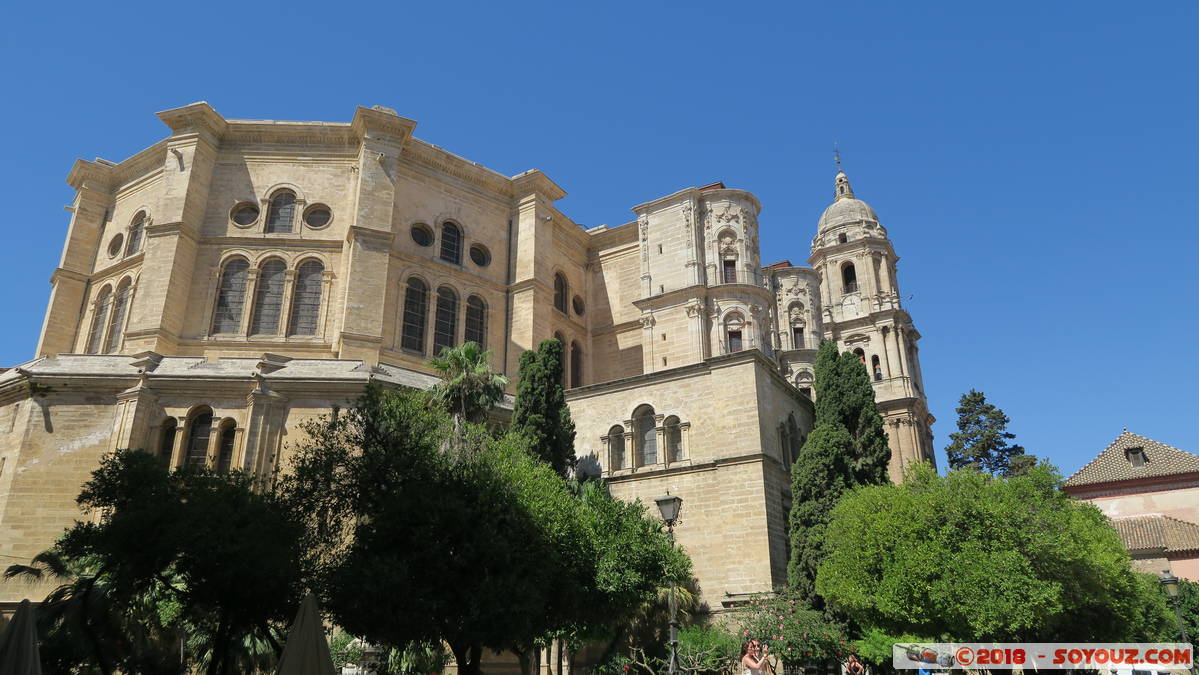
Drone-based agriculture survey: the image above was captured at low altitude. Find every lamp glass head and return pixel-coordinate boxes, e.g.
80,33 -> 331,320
655,494 -> 682,524
1161,571 -> 1181,598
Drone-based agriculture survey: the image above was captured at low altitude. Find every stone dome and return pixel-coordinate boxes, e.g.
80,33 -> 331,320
817,171 -> 879,232
818,196 -> 878,232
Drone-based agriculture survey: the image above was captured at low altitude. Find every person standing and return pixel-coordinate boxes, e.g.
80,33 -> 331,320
742,640 -> 770,675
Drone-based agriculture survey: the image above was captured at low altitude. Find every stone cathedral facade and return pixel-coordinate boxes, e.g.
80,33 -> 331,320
0,103 -> 934,613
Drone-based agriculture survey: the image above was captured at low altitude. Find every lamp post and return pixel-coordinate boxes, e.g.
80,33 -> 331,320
655,493 -> 683,675
1160,570 -> 1196,675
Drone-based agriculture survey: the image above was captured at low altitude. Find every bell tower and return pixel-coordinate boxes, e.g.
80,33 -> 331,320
809,169 -> 936,481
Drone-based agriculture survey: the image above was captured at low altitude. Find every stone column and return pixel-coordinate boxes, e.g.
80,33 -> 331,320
242,380 -> 287,477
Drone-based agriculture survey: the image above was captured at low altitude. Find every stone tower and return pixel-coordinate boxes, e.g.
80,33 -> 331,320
808,170 -> 936,480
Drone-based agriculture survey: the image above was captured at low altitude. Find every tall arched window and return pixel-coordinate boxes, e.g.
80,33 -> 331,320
401,277 -> 429,353
664,415 -> 682,462
633,405 -> 657,467
433,287 -> 459,355
288,260 -> 324,336
265,190 -> 296,233
464,296 -> 487,347
212,258 -> 250,334
158,419 -> 177,463
608,425 -> 626,470
216,421 -> 236,474
570,341 -> 583,388
126,212 -> 145,256
725,312 -> 745,353
104,279 -> 132,354
86,286 -> 112,354
871,354 -> 883,381
842,263 -> 858,294
185,410 -> 213,467
440,222 -> 462,264
249,260 -> 287,334
553,274 -> 568,313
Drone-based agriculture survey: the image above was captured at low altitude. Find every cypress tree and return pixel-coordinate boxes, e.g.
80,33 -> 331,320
511,338 -> 577,477
945,389 -> 1033,476
787,340 -> 891,606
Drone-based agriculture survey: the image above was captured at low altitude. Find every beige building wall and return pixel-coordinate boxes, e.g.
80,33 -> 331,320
4,104 -> 934,615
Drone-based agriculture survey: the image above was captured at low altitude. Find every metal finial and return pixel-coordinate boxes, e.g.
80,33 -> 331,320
834,141 -> 842,173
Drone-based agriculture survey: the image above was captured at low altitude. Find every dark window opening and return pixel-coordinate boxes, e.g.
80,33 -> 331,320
401,278 -> 429,353
728,330 -> 743,353
872,354 -> 883,381
792,327 -> 804,349
217,425 -> 235,474
842,263 -> 858,294
185,412 -> 212,468
433,287 -> 459,355
553,274 -> 568,313
440,223 -> 462,264
722,259 -> 737,283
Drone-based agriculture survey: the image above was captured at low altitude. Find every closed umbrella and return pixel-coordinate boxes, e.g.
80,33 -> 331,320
0,599 -> 42,675
276,592 -> 336,675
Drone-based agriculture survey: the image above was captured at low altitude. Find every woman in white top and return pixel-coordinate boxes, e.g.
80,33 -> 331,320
741,639 -> 770,675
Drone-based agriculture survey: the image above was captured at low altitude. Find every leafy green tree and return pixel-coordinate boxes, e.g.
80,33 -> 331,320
511,338 -> 577,476
737,587 -> 853,664
282,387 -> 686,675
8,451 -> 302,674
430,341 -> 509,434
816,463 -> 1176,641
787,341 -> 890,606
945,389 -> 1035,476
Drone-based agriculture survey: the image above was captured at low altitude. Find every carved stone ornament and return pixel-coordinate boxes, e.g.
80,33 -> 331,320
638,213 -> 649,239
638,314 -> 656,329
789,306 -> 804,322
715,203 -> 739,224
685,301 -> 705,318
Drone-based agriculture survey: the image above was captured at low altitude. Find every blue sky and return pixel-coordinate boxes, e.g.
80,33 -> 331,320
1,1 -> 1195,476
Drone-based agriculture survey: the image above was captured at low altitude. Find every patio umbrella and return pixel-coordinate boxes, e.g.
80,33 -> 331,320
275,592 -> 336,675
0,599 -> 42,675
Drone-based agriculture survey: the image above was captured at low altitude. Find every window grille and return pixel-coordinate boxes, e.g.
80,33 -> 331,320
464,296 -> 487,346
159,420 -> 177,462
217,425 -> 235,474
553,274 -> 568,313
433,287 -> 458,355
401,278 -> 429,353
440,223 -> 462,264
212,259 -> 249,334
287,261 -> 324,336
185,413 -> 212,467
249,260 -> 286,334
104,281 -> 132,353
86,287 -> 112,354
265,190 -> 296,233
126,214 -> 145,255
635,408 -> 657,466
609,426 -> 626,470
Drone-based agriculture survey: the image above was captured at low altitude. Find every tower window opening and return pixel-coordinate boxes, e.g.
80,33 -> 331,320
838,233 -> 848,244
853,348 -> 866,365
727,330 -> 743,353
723,259 -> 737,284
842,263 -> 858,294
792,327 -> 804,349
1126,446 -> 1147,467
871,354 -> 883,380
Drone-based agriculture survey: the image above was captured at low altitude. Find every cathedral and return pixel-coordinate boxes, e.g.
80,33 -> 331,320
0,103 -> 934,614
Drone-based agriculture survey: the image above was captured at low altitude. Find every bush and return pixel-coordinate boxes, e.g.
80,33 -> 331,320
678,625 -> 741,674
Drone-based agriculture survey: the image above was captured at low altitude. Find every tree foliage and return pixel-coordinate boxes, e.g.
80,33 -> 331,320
787,341 -> 890,606
736,587 -> 853,664
816,463 -> 1176,641
281,386 -> 687,675
511,338 -> 577,477
6,450 -> 303,674
945,389 -> 1035,476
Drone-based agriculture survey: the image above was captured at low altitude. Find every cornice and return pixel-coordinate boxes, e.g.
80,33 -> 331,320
510,169 -> 567,202
397,144 -> 513,205
157,102 -> 228,138
66,159 -> 116,192
50,267 -> 90,285
223,121 -> 358,148
351,106 -> 418,142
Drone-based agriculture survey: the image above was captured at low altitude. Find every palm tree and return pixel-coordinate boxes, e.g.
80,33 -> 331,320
429,341 -> 509,441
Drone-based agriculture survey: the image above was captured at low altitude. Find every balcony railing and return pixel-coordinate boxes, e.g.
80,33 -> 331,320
717,269 -> 767,287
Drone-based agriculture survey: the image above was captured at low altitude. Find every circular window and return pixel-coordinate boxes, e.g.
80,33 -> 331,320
469,244 -> 491,267
107,233 -> 124,258
231,203 -> 260,226
304,204 -> 332,228
572,295 -> 585,316
411,224 -> 433,247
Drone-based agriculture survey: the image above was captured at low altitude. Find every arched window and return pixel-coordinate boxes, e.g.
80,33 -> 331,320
440,222 -> 462,264
104,279 -> 132,354
570,341 -> 583,388
158,419 -> 177,463
871,354 -> 883,381
249,260 -> 287,335
853,348 -> 866,365
608,425 -> 626,470
433,287 -> 459,355
664,415 -> 682,462
185,410 -> 213,468
216,421 -> 236,474
265,190 -> 296,233
288,260 -> 324,336
725,312 -> 745,353
401,277 -> 429,353
553,274 -> 568,313
126,212 -> 145,256
212,258 -> 250,334
464,296 -> 487,347
633,405 -> 657,467
86,286 -> 112,354
842,263 -> 858,294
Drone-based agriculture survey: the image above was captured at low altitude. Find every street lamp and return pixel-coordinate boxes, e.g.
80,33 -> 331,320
656,493 -> 683,675
1160,570 -> 1196,675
